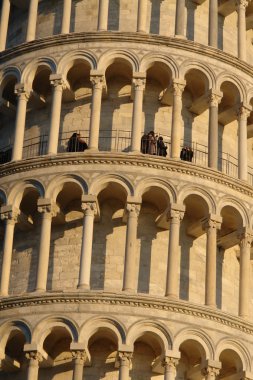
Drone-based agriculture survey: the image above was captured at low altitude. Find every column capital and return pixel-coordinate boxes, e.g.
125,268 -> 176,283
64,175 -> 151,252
90,73 -> 105,90
81,201 -> 98,216
126,202 -> 141,217
201,366 -> 221,378
236,0 -> 248,10
118,351 -> 133,366
25,350 -> 43,363
238,227 -> 253,247
172,79 -> 186,96
71,349 -> 87,363
0,205 -> 20,223
49,73 -> 66,88
37,198 -> 58,217
208,90 -> 222,107
132,76 -> 146,90
186,0 -> 198,10
162,356 -> 180,368
167,203 -> 185,221
202,214 -> 222,231
237,104 -> 251,120
14,83 -> 30,100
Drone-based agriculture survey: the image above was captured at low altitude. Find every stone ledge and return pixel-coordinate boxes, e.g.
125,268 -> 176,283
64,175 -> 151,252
0,291 -> 252,335
0,152 -> 252,197
0,32 -> 253,79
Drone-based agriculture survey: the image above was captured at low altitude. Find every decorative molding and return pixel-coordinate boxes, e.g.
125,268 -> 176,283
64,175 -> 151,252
1,292 -> 253,335
1,153 -> 253,197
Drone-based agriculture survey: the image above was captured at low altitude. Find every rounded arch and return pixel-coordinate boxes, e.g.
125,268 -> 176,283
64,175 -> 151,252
45,174 -> 88,202
178,186 -> 216,214
90,174 -> 134,197
217,197 -> 249,227
0,66 -> 21,94
80,316 -> 126,347
7,179 -> 45,208
140,53 -> 179,79
32,315 -> 79,347
58,49 -> 97,77
217,73 -> 246,102
180,60 -> 216,90
173,328 -> 214,361
21,56 -> 57,90
135,178 -> 176,204
97,49 -> 139,73
0,189 -> 7,205
215,338 -> 251,371
126,320 -> 172,353
0,319 -> 32,354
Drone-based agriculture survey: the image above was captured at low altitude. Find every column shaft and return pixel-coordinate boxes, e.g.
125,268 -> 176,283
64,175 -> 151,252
35,212 -> 53,292
171,81 -> 185,159
166,208 -> 184,298
131,78 -> 145,152
175,0 -> 185,37
0,219 -> 16,296
137,0 -> 148,32
238,106 -> 249,181
78,203 -> 96,289
163,358 -> 179,380
47,77 -> 64,155
236,0 -> 248,60
73,359 -> 84,380
98,0 -> 109,31
26,0 -> 39,42
205,223 -> 218,307
118,352 -> 131,380
0,0 -> 10,51
239,232 -> 252,318
89,76 -> 104,150
27,358 -> 40,380
123,204 -> 140,292
61,0 -> 72,34
12,89 -> 29,161
209,0 -> 218,47
208,93 -> 221,169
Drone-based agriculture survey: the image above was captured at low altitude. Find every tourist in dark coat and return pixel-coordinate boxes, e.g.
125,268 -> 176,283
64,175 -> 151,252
67,133 -> 88,152
157,136 -> 167,157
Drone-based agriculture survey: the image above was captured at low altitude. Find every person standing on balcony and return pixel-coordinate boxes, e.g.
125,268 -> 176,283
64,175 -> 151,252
147,131 -> 157,155
141,133 -> 149,153
67,133 -> 88,152
157,136 -> 167,157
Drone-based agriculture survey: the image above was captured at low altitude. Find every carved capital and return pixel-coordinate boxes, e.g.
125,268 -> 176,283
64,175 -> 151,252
90,75 -> 105,90
236,0 -> 248,10
237,105 -> 250,120
50,76 -> 66,89
72,350 -> 87,363
172,80 -> 185,96
132,77 -> 146,91
167,205 -> 185,223
163,356 -> 179,369
81,201 -> 97,216
203,218 -> 221,232
208,92 -> 222,107
0,207 -> 20,223
238,229 -> 253,248
126,203 -> 141,217
201,366 -> 220,379
118,351 -> 132,367
14,84 -> 30,101
37,201 -> 58,217
25,351 -> 43,363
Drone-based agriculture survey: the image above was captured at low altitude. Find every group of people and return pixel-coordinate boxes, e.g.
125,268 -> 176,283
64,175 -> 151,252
180,146 -> 194,162
141,131 -> 168,157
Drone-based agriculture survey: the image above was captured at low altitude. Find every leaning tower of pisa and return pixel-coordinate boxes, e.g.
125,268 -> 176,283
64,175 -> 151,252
1,0 -> 253,379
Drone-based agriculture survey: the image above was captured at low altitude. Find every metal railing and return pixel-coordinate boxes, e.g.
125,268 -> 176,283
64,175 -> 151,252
1,129 -> 252,185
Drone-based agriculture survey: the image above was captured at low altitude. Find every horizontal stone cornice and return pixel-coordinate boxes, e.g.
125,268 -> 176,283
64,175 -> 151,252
0,152 -> 253,197
1,32 -> 253,79
0,292 -> 253,336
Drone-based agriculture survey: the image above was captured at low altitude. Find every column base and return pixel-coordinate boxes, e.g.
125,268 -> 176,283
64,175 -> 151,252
205,303 -> 217,309
122,288 -> 136,293
174,34 -> 187,39
77,284 -> 90,290
165,293 -> 178,299
34,288 -> 46,293
86,147 -> 99,153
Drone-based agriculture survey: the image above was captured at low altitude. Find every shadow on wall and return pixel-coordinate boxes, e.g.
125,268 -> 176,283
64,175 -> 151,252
150,0 -> 161,34
108,0 -> 120,30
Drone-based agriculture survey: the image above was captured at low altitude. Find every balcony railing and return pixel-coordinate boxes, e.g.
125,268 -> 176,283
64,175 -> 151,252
1,129 -> 253,186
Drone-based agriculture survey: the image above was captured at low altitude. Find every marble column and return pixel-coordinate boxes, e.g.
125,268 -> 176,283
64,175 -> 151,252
131,76 -> 146,152
35,201 -> 56,292
175,0 -> 185,37
98,0 -> 109,31
209,0 -> 218,47
61,0 -> 72,34
163,357 -> 179,380
137,0 -> 148,32
118,352 -> 132,380
0,207 -> 19,296
26,0 -> 39,42
88,74 -> 105,150
203,215 -> 221,308
123,203 -> 141,292
237,105 -> 250,181
47,74 -> 65,155
12,85 -> 30,161
208,91 -> 221,169
78,202 -> 97,290
72,351 -> 87,380
238,228 -> 253,318
171,80 -> 185,159
26,351 -> 42,380
0,0 -> 10,52
236,0 -> 248,60
165,204 -> 185,298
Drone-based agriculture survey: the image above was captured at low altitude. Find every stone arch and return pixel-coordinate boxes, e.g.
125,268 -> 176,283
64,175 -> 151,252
7,179 -> 45,208
90,174 -> 134,197
217,73 -> 246,103
80,316 -> 126,347
21,56 -> 57,90
215,338 -> 251,371
0,66 -> 21,96
140,53 -> 179,79
97,49 -> 139,73
45,174 -> 88,202
217,197 -> 248,227
173,328 -> 214,361
0,189 -> 7,205
57,49 -> 97,77
180,60 -> 216,90
32,315 -> 79,347
126,320 -> 172,353
178,186 -> 216,214
0,319 -> 32,354
135,178 -> 176,205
